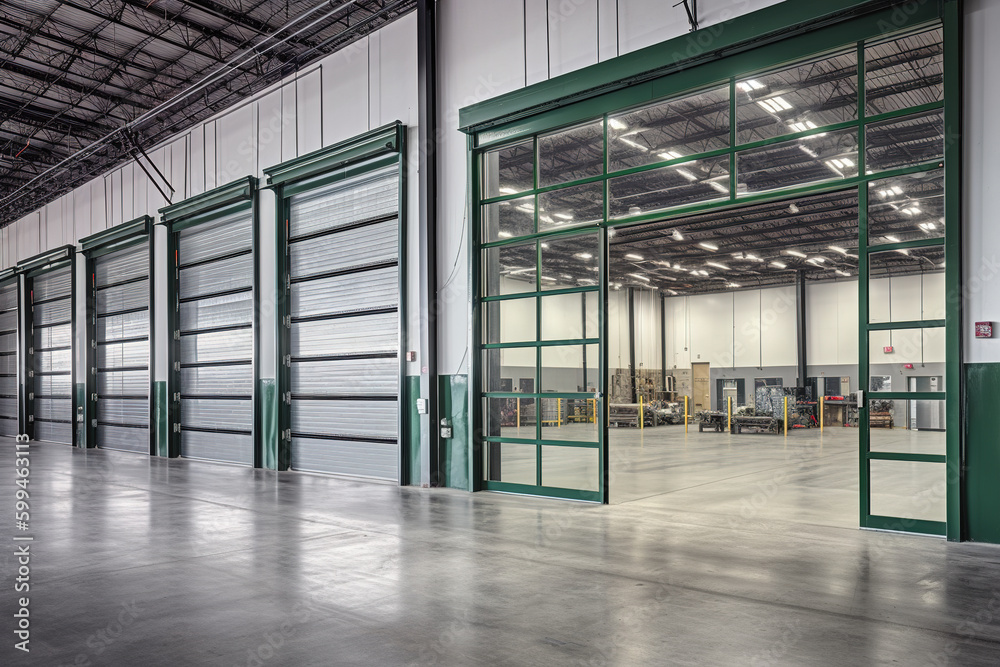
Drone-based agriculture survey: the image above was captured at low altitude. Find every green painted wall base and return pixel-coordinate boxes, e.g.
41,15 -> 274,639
259,378 -> 282,470
403,374 -> 470,490
405,375 -> 421,485
439,375 -> 470,490
153,381 -> 170,457
75,382 -> 87,447
965,363 -> 1000,543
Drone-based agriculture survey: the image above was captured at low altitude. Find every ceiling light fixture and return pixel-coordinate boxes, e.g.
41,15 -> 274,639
784,249 -> 807,258
659,150 -> 685,160
698,242 -> 719,251
629,273 -> 651,282
829,246 -> 848,255
835,270 -> 851,277
575,253 -> 593,259
770,261 -> 787,269
707,181 -> 729,194
619,137 -> 648,152
671,230 -> 685,241
498,231 -> 512,238
625,253 -> 645,261
675,168 -> 698,181
706,261 -> 730,270
885,235 -> 901,243
554,213 -> 574,220
609,118 -> 627,131
737,79 -> 765,92
499,187 -> 517,195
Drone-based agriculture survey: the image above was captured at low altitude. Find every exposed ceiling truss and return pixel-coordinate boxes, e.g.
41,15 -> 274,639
0,0 -> 417,227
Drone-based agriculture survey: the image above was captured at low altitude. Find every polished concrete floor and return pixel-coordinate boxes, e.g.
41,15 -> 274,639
4,436 -> 1000,666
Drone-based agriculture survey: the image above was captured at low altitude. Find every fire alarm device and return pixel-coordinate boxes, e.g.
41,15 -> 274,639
883,346 -> 894,354
904,364 -> 914,370
976,322 -> 993,338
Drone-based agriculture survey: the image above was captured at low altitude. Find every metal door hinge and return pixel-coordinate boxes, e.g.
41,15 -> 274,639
27,370 -> 33,378
285,274 -> 291,290
173,361 -> 180,372
283,315 -> 291,328
91,367 -> 97,375
27,415 -> 33,423
91,393 -> 98,402
283,392 -> 291,405
173,423 -> 181,433
173,393 -> 181,402
282,429 -> 291,441
28,347 -> 33,355
91,419 -> 98,428
91,340 -> 97,349
28,392 -> 34,401
283,354 -> 291,367
173,330 -> 180,340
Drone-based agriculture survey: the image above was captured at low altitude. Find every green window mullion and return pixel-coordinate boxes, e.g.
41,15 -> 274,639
867,237 -> 944,253
868,452 -> 947,464
858,179 -> 870,527
867,320 -> 946,331
863,101 -> 945,126
868,391 -> 945,401
734,119 -> 862,153
857,40 -> 866,177
482,286 -> 599,302
729,77 -> 737,200
480,225 -> 606,249
483,338 -> 600,350
483,436 -> 600,448
865,515 -> 946,536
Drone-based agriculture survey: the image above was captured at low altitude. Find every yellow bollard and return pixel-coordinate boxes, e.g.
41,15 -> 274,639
820,396 -> 824,432
684,396 -> 689,434
557,398 -> 562,428
639,395 -> 644,430
784,396 -> 788,437
728,396 -> 732,432
517,398 -> 521,428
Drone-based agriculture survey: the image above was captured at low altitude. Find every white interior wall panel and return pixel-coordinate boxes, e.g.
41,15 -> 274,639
733,290 -> 762,368
287,165 -> 400,480
30,267 -> 73,444
93,243 -> 150,453
321,39 -> 370,145
0,280 -> 18,436
176,208 -> 255,464
296,69 -> 324,156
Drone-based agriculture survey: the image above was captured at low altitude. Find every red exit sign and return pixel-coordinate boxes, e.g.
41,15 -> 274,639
883,346 -> 894,354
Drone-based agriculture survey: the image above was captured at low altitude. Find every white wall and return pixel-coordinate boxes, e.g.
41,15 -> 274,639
964,0 -> 1000,364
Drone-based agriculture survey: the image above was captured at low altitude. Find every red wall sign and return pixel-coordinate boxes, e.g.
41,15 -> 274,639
976,322 -> 993,338
883,346 -> 894,354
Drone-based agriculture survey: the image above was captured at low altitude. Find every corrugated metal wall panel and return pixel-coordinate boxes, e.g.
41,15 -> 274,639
286,165 -> 400,480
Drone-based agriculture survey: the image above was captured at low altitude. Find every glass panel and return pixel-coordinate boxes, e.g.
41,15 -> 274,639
865,109 -> 944,172
609,154 -> 729,218
541,445 -> 599,491
865,27 -> 943,116
608,85 -> 730,173
541,345 -> 599,393
736,50 -> 858,144
484,442 -> 537,485
540,232 -> 599,290
869,329 -> 946,381
538,182 -> 604,232
538,120 -> 604,187
484,348 -> 536,393
482,196 -> 535,242
540,398 -> 599,442
869,460 -> 945,522
737,127 -> 858,195
540,292 -> 598,340
868,170 -> 944,244
868,247 -> 945,322
869,399 -> 945,454
482,139 -> 534,199
485,397 -> 536,439
484,241 -> 537,297
484,297 -> 536,344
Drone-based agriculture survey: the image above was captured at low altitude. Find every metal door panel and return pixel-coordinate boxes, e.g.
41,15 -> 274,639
291,400 -> 398,438
289,220 -> 397,278
97,311 -> 149,341
98,370 -> 149,396
96,281 -> 149,313
290,268 -> 398,318
180,365 -> 252,396
33,324 -> 71,349
97,425 -> 148,453
288,168 -> 398,238
290,436 -> 397,479
179,291 -> 253,331
290,358 -> 398,395
32,299 -> 70,325
180,399 -> 252,430
291,313 -> 397,357
97,399 -> 149,425
34,349 -> 70,373
180,429 -> 252,464
98,341 -> 149,369
179,254 -> 253,299
35,421 -> 71,443
177,212 -> 253,263
180,329 -> 253,364
32,270 -> 71,300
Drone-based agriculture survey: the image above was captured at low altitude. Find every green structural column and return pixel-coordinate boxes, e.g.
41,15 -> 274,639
258,378 -> 283,470
153,381 -> 169,457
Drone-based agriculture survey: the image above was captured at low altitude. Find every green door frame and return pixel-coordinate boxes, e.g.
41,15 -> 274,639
78,216 -> 155,453
263,121 -> 409,479
462,0 -> 961,529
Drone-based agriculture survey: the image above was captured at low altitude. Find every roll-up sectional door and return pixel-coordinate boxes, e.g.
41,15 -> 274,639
93,243 -> 149,453
176,206 -> 254,464
0,280 -> 18,436
287,165 -> 400,480
29,266 -> 73,444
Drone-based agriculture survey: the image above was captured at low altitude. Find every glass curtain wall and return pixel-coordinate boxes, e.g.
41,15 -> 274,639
474,16 -> 953,526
